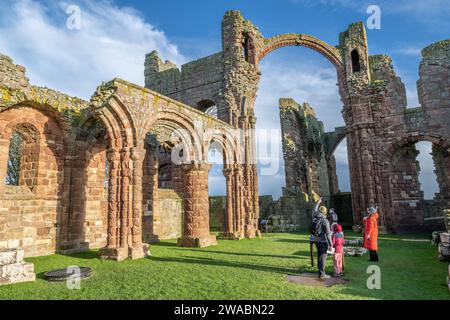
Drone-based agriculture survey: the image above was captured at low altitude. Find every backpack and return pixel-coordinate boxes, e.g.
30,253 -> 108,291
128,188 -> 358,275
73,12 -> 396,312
309,217 -> 325,237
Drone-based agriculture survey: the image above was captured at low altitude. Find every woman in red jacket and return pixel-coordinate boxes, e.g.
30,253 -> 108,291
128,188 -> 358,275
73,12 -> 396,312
363,207 -> 379,262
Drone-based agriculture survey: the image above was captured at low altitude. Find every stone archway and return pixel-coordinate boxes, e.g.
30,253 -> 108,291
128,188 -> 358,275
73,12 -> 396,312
143,111 -> 217,248
380,134 -> 450,232
257,33 -> 347,88
90,83 -> 148,261
89,79 -> 230,256
0,103 -> 68,257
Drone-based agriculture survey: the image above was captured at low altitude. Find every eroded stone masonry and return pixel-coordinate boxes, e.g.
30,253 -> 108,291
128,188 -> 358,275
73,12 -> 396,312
0,11 -> 449,261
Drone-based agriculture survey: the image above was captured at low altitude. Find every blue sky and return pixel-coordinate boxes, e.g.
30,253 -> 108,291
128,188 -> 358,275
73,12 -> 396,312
0,0 -> 448,199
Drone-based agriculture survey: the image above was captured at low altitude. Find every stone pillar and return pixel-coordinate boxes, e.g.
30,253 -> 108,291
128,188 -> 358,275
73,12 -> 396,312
251,163 -> 261,237
100,148 -> 128,261
58,155 -> 81,252
119,148 -> 131,248
234,165 -> 245,237
178,163 -> 217,248
218,166 -> 241,239
129,147 -> 150,259
246,115 -> 261,238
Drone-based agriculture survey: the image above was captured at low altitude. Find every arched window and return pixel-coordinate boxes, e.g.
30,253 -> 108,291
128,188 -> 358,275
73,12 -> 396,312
197,100 -> 218,118
242,33 -> 255,64
5,131 -> 24,186
243,34 -> 250,62
157,142 -> 174,189
351,49 -> 361,73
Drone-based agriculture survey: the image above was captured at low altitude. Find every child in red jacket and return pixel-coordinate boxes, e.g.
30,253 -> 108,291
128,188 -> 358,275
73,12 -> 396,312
332,224 -> 345,277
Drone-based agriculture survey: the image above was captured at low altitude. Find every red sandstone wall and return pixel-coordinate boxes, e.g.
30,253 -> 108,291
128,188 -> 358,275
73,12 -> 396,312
0,107 -> 65,257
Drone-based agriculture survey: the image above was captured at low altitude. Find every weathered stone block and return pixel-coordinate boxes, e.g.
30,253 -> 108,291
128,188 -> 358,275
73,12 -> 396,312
0,248 -> 35,286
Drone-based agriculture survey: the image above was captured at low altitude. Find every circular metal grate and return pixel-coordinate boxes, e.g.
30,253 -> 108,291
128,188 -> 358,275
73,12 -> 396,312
44,267 -> 92,281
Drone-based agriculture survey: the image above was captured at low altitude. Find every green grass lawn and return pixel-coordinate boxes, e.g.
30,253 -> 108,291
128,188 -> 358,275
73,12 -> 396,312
0,231 -> 449,300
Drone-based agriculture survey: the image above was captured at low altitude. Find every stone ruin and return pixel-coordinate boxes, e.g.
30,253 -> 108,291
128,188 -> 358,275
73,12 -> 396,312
0,248 -> 35,285
0,11 -> 449,266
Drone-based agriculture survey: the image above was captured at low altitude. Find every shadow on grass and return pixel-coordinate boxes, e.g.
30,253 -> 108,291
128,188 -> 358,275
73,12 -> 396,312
170,248 -> 311,260
151,241 -> 178,247
36,271 -> 47,281
62,250 -> 101,260
149,255 -> 298,274
271,238 -> 311,244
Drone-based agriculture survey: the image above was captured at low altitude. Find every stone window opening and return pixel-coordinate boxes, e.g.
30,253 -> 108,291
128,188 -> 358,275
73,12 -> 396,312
197,100 -> 218,118
242,33 -> 255,64
5,131 -> 24,186
350,49 -> 361,73
157,142 -> 175,189
243,34 -> 250,62
4,124 -> 40,190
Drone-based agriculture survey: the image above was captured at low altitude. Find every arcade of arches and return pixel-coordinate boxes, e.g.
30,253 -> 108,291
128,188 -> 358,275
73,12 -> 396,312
1,10 -> 449,260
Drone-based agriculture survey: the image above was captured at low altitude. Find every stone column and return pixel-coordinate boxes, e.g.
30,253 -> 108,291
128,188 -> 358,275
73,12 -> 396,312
129,147 -> 150,259
119,147 -> 131,249
218,166 -> 240,239
251,164 -> 261,237
100,147 -> 133,261
100,148 -> 124,260
177,163 -> 217,248
58,154 -> 82,252
245,115 -> 261,238
233,165 -> 245,238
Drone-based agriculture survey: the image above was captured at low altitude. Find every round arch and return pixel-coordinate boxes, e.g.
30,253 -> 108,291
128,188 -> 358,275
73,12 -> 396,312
384,133 -> 450,162
380,133 -> 450,233
257,34 -> 345,73
256,33 -> 349,105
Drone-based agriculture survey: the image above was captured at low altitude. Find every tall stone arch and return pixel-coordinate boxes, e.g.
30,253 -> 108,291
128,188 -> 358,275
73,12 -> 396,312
219,11 -> 379,235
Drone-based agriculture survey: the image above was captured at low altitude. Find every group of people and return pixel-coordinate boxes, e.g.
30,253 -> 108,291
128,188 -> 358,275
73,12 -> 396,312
310,197 -> 379,280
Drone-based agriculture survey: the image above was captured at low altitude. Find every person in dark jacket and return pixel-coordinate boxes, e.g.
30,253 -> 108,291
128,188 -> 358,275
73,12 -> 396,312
312,197 -> 333,280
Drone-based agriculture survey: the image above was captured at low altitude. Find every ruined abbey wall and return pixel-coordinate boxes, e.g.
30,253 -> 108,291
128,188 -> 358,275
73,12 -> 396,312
368,42 -> 450,232
145,51 -> 225,117
0,53 -> 227,258
146,11 -> 450,233
0,10 -> 449,262
279,98 -> 335,199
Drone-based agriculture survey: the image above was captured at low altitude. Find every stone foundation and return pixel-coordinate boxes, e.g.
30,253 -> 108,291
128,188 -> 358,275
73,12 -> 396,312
177,235 -> 217,248
99,244 -> 150,261
0,248 -> 35,285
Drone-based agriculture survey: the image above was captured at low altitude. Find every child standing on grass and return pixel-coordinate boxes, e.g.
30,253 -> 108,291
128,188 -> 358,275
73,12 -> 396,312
332,224 -> 345,277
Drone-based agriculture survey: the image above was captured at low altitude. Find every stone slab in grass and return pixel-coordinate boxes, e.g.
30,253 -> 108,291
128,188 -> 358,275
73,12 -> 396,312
287,273 -> 348,288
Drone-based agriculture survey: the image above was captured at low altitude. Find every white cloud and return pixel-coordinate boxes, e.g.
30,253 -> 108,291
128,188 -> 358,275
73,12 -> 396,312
394,47 -> 422,57
0,0 -> 186,99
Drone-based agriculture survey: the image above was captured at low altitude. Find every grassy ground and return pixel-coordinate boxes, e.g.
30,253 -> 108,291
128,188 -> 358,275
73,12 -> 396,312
0,231 -> 449,300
